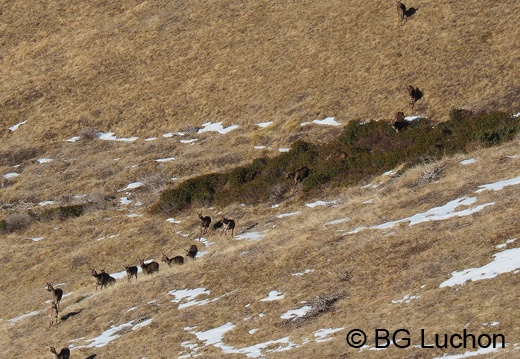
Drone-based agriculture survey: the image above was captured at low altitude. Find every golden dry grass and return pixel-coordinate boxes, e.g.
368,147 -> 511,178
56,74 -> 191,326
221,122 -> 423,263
1,1 -> 520,358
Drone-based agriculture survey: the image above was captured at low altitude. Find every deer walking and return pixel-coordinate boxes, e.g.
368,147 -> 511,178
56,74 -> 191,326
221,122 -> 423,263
138,258 -> 160,275
46,345 -> 70,359
123,265 -> 138,282
186,245 -> 198,260
91,268 -> 116,290
221,217 -> 236,236
46,283 -> 63,312
407,85 -> 423,110
162,253 -> 184,266
47,303 -> 59,327
285,166 -> 310,192
198,213 -> 211,237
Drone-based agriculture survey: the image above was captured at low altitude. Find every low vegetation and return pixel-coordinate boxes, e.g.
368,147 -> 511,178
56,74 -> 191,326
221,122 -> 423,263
152,110 -> 520,215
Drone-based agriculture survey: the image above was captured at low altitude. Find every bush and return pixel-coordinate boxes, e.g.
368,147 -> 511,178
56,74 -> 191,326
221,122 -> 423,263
40,204 -> 85,221
151,110 -> 520,215
2,213 -> 32,232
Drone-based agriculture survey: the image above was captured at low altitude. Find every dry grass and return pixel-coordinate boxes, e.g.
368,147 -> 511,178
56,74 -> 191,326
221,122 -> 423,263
1,1 -> 520,358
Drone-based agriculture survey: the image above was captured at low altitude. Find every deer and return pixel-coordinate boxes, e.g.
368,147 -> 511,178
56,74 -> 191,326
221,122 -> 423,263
221,217 -> 236,236
396,1 -> 418,26
162,252 -> 184,266
198,213 -> 211,237
123,265 -> 138,282
91,268 -> 116,290
47,303 -> 59,327
211,219 -> 223,233
46,283 -> 63,312
393,111 -> 410,132
138,258 -> 160,275
186,244 -> 198,260
46,345 -> 70,359
407,85 -> 423,110
284,166 -> 310,192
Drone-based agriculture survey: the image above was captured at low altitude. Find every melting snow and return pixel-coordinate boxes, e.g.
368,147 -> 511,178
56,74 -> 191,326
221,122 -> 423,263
301,117 -> 341,126
198,122 -> 239,134
280,305 -> 312,320
119,182 -> 144,191
314,328 -> 345,342
292,269 -> 314,276
180,139 -> 198,144
155,157 -> 175,163
72,319 -> 153,348
475,175 -> 520,193
98,132 -> 139,142
440,247 -> 520,287
3,172 -> 19,179
324,217 -> 349,226
37,158 -> 53,163
391,294 -> 420,304
306,200 -> 339,208
169,288 -> 211,309
260,290 -> 285,302
39,200 -> 56,206
65,136 -> 81,142
276,211 -> 302,218
234,231 -> 267,241
278,147 -> 290,152
257,121 -> 273,128
8,310 -> 41,323
460,158 -> 477,165
496,238 -> 517,249
166,218 -> 181,224
9,120 -> 28,131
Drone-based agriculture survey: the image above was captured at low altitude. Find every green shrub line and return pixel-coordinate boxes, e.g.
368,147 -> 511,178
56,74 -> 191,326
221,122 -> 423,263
151,110 -> 520,215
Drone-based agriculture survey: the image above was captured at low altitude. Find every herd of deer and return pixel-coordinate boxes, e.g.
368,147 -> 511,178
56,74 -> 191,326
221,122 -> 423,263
41,3 -> 421,356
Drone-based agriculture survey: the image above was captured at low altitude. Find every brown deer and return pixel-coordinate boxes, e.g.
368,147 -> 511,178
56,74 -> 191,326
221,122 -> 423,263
198,213 -> 211,236
46,283 -> 63,312
138,258 -> 160,275
162,253 -> 185,266
221,217 -> 236,236
407,85 -> 423,110
47,303 -> 59,327
186,245 -> 198,260
91,268 -> 116,290
123,265 -> 138,282
285,166 -> 310,192
393,111 -> 410,132
46,345 -> 70,359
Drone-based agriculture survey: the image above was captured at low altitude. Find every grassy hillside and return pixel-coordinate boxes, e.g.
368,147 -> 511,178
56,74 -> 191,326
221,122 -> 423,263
1,1 -> 520,358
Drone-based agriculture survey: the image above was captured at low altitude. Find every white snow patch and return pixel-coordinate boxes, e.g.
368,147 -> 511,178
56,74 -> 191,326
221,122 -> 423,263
3,172 -> 19,179
65,136 -> 81,142
37,158 -> 53,163
198,122 -> 239,134
302,117 -> 341,126
120,197 -> 132,205
475,175 -> 520,193
440,247 -> 520,287
257,121 -> 273,128
72,319 -> 152,348
180,138 -> 198,144
292,269 -> 315,276
460,158 -> 477,165
30,237 -> 44,242
306,200 -> 339,208
234,231 -> 267,241
118,182 -> 144,191
278,147 -> 290,152
9,120 -> 28,131
391,294 -> 420,304
276,211 -> 302,218
8,310 -> 41,323
280,305 -> 312,320
260,290 -> 285,302
155,157 -> 175,163
166,218 -> 181,224
169,288 -> 211,309
98,132 -> 139,142
314,328 -> 345,342
324,217 -> 350,226
39,200 -> 56,206
496,238 -> 517,249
